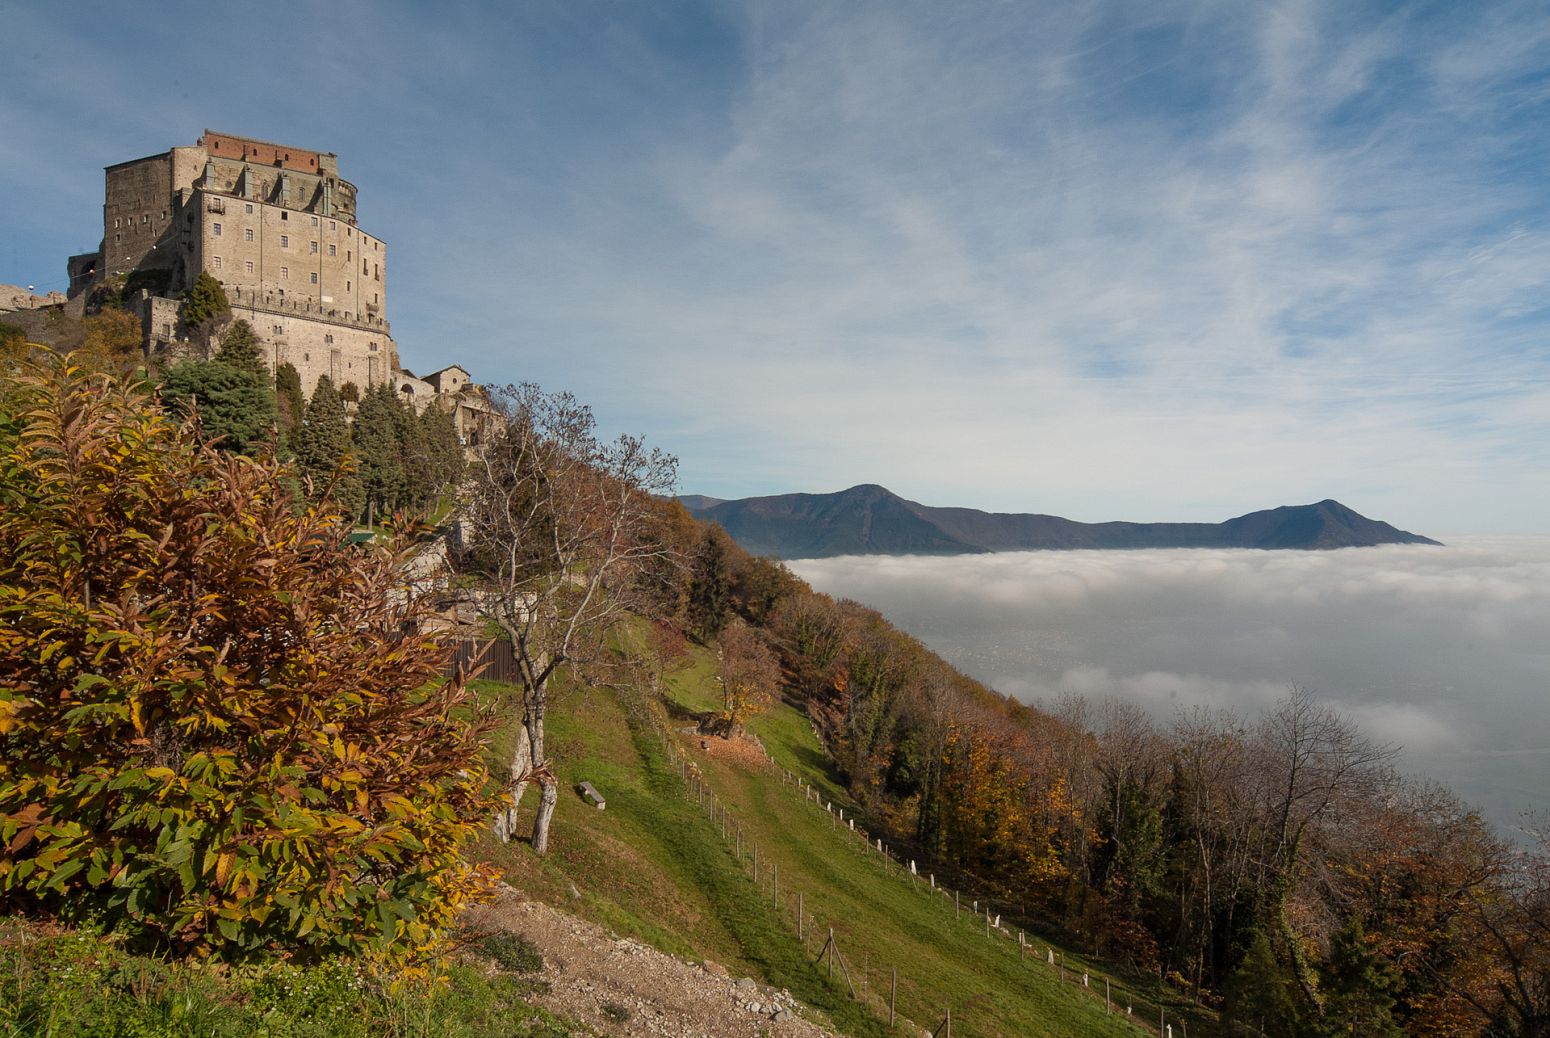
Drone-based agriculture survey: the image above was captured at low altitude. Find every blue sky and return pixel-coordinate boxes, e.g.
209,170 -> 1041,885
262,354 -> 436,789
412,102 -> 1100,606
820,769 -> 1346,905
4,0 -> 1548,533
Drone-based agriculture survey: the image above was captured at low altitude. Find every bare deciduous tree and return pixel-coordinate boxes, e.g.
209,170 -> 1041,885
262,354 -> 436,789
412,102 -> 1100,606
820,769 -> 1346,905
463,383 -> 677,854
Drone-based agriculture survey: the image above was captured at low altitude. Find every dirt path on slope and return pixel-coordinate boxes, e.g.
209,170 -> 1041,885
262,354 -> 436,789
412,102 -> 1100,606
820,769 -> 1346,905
467,890 -> 845,1038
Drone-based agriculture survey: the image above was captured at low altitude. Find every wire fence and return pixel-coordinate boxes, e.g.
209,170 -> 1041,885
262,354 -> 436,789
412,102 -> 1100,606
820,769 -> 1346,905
640,703 -> 1198,1038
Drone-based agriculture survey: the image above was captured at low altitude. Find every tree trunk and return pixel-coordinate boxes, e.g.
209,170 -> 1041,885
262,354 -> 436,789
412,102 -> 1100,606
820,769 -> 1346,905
527,712 -> 558,854
496,719 -> 533,842
532,776 -> 559,854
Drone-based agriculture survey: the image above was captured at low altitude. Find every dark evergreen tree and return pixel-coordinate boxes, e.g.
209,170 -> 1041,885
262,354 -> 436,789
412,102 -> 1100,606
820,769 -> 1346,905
1223,928 -> 1306,1038
181,272 -> 230,355
352,382 -> 405,524
295,376 -> 361,513
338,381 -> 360,403
407,400 -> 464,512
1318,917 -> 1402,1037
214,319 -> 264,375
687,526 -> 734,642
160,359 -> 277,456
274,362 -> 305,451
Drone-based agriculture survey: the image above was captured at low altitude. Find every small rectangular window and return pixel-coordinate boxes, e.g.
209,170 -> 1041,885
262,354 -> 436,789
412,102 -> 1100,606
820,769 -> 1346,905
212,222 -> 222,237
113,218 -> 120,228
310,240 -> 318,254
213,256 -> 223,269
369,342 -> 378,352
328,244 -> 336,256
280,235 -> 289,248
329,220 -> 336,231
310,272 -> 318,285
244,228 -> 254,242
245,260 -> 254,274
281,211 -> 289,221
273,324 -> 283,335
363,259 -> 368,274
325,334 -> 334,345
280,266 -> 288,279
311,216 -> 318,226
245,203 -> 253,214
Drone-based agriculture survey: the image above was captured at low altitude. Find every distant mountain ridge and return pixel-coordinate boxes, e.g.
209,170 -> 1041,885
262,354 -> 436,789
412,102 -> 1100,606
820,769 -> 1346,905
680,485 -> 1442,559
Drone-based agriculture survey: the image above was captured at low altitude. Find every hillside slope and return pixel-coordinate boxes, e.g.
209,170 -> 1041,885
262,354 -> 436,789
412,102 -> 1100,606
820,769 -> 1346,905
684,484 -> 1441,558
475,639 -> 1198,1038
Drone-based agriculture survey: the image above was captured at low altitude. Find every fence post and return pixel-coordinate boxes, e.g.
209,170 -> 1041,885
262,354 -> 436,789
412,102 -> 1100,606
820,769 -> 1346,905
890,967 -> 897,1026
798,891 -> 804,941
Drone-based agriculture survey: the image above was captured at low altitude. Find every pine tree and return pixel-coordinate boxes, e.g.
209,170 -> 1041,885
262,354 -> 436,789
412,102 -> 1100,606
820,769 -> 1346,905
214,319 -> 264,375
160,358 -> 277,457
1319,917 -> 1403,1037
1224,928 -> 1306,1038
295,376 -> 361,513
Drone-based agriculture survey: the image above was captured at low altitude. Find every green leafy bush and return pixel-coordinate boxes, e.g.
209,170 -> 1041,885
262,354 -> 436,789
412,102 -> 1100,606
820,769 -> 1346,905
0,359 -> 497,964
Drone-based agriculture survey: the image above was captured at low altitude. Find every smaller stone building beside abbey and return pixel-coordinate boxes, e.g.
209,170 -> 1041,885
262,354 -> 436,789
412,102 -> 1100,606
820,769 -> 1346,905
67,129 -> 490,441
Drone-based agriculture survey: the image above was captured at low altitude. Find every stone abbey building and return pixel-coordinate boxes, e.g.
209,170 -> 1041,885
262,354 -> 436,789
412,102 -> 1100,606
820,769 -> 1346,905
69,130 -> 400,397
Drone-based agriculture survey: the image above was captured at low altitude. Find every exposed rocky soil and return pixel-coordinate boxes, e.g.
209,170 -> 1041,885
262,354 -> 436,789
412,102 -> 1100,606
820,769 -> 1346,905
467,889 -> 841,1038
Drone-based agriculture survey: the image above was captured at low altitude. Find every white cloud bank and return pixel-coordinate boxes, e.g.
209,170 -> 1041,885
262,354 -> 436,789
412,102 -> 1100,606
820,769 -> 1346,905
792,537 -> 1550,830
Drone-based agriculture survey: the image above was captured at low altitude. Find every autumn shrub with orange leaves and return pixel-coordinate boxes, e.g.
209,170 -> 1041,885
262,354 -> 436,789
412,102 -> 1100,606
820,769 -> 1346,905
0,359 -> 498,964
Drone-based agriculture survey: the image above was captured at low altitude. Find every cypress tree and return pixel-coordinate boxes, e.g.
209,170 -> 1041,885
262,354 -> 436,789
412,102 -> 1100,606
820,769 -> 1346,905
687,526 -> 734,642
274,362 -> 305,451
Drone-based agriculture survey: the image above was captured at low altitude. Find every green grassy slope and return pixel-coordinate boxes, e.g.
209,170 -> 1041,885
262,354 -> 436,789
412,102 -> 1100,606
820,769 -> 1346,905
478,642 -> 1194,1038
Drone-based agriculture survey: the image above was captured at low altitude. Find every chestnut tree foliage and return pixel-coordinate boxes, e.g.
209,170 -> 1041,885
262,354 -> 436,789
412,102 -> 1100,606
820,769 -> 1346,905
715,621 -> 780,735
0,360 -> 496,962
462,383 -> 676,855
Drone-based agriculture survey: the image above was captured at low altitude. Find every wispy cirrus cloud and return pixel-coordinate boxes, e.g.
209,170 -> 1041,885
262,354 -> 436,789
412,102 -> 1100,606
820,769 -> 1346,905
3,1 -> 1548,531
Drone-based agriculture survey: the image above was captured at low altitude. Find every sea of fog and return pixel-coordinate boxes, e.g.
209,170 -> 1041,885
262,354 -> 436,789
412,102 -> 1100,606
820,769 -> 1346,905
789,536 -> 1550,835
